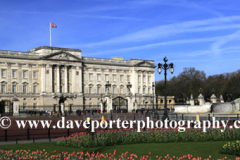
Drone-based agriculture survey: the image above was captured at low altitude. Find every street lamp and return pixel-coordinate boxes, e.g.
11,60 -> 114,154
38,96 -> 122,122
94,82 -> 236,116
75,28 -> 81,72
158,57 -> 174,121
152,82 -> 155,113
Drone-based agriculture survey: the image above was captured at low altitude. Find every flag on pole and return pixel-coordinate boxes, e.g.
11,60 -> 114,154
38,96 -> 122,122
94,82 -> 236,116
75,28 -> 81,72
51,23 -> 57,28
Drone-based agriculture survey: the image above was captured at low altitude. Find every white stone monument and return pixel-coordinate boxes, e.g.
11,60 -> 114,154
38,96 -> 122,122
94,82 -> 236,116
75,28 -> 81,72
198,94 -> 204,106
220,95 -> 224,103
60,103 -> 65,113
12,94 -> 19,117
211,94 -> 217,103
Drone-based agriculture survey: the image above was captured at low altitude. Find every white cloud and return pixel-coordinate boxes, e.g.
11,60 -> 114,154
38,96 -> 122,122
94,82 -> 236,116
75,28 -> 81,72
210,30 -> 240,55
80,15 -> 240,47
84,36 -> 222,56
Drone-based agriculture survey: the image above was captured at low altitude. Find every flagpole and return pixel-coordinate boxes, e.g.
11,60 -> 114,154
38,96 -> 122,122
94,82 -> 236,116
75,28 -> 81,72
50,22 -> 51,47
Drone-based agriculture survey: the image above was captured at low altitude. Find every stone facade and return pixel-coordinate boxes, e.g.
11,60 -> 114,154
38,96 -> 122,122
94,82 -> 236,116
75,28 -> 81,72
0,46 -> 155,113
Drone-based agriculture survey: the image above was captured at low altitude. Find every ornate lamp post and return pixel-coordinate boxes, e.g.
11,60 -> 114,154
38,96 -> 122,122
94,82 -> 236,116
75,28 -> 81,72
157,57 -> 174,121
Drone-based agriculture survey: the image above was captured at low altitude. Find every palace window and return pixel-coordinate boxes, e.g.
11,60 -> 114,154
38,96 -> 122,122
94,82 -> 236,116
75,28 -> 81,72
143,76 -> 145,83
12,85 -> 16,93
89,74 -> 92,81
105,75 -> 108,81
127,76 -> 130,82
89,87 -> 92,94
23,85 -> 27,93
97,74 -> 100,81
120,88 -> 123,94
1,85 -> 5,93
148,88 -> 150,94
113,87 -> 116,94
33,71 -> 37,79
97,87 -> 100,94
120,75 -> 123,82
148,76 -> 151,83
143,88 -> 145,94
1,70 -> 6,78
138,76 -> 140,82
138,88 -> 140,94
33,86 -> 37,93
12,70 -> 17,78
23,71 -> 27,78
113,75 -> 116,81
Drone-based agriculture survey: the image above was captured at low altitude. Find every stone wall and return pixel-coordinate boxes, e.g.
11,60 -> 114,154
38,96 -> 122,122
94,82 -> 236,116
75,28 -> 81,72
174,103 -> 211,113
211,102 -> 234,113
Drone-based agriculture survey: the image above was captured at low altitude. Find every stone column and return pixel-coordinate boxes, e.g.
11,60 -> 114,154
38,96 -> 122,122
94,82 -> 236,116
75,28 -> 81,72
13,96 -> 19,117
132,69 -> 137,94
126,96 -> 133,113
72,66 -> 76,93
151,71 -> 155,94
40,64 -> 46,93
56,65 -> 60,93
48,64 -> 53,93
7,62 -> 11,93
78,66 -> 82,93
64,66 -> 68,93
75,66 -> 80,94
211,94 -> 217,103
28,64 -> 33,93
190,94 -> 194,106
105,96 -> 112,113
18,63 -> 23,93
198,94 -> 204,106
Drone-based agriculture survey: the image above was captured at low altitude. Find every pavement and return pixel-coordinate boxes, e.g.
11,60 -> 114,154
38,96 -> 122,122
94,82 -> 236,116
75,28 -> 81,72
0,138 -> 57,145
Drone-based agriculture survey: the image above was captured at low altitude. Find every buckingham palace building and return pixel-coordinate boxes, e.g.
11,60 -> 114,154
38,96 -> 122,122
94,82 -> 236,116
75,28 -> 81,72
0,46 -> 156,114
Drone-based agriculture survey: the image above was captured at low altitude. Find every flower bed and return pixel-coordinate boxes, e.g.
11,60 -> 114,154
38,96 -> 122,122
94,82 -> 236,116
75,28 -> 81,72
0,149 -> 238,160
222,141 -> 240,156
56,128 -> 240,148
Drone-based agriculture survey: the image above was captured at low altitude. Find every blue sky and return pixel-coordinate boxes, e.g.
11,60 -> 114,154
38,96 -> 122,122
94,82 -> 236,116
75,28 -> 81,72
1,0 -> 240,81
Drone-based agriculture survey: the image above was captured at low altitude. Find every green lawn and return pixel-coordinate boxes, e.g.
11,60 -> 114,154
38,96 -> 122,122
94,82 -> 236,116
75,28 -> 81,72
0,141 -> 238,159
